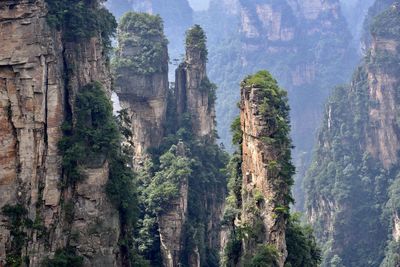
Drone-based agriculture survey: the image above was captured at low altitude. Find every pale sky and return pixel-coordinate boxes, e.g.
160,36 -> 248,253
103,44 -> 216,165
188,0 -> 210,11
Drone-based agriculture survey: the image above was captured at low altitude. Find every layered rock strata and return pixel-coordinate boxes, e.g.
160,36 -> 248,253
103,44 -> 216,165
175,25 -> 216,139
114,12 -> 169,164
0,1 -> 121,266
238,79 -> 292,267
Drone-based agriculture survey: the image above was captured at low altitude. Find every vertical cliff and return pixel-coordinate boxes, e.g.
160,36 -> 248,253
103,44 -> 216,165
304,1 -> 400,266
175,25 -> 216,140
222,71 -> 294,267
221,71 -> 321,267
0,1 -> 138,266
114,12 -> 168,164
241,72 -> 294,266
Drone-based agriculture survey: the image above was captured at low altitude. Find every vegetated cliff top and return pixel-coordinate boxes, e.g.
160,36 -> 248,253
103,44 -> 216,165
119,11 -> 165,36
370,2 -> 400,38
242,70 -> 291,143
113,12 -> 168,75
185,24 -> 208,60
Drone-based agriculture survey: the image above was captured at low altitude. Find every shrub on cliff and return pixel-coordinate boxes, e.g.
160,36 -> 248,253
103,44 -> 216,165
42,246 -> 83,267
285,214 -> 321,267
58,82 -> 139,262
247,245 -> 280,267
145,145 -> 192,213
186,24 -> 208,60
46,0 -> 117,49
58,82 -> 119,184
113,12 -> 168,75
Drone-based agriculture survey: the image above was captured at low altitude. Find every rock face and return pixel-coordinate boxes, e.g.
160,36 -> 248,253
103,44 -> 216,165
222,71 -> 294,267
366,46 -> 400,168
340,0 -> 375,50
175,25 -> 216,139
114,12 -> 169,164
0,1 -> 121,266
304,2 -> 400,266
240,85 -> 290,267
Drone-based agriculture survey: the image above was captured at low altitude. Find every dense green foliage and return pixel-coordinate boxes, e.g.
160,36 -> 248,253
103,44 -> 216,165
131,96 -> 228,267
112,12 -> 168,74
381,239 -> 400,267
42,247 -> 83,267
243,71 -> 292,155
285,214 -> 321,267
45,0 -> 116,49
222,115 -> 243,266
145,146 -> 192,213
59,82 -> 120,185
186,24 -> 208,60
134,120 -> 229,266
106,0 -> 193,74
304,73 -> 390,266
244,245 -> 279,267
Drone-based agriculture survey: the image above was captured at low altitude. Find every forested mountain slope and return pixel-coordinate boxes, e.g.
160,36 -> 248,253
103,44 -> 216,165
304,1 -> 400,266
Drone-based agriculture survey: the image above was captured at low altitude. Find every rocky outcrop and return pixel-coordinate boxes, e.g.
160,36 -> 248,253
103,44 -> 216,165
222,71 -> 293,267
239,77 -> 291,267
0,1 -> 121,266
112,18 -> 225,267
114,12 -> 169,164
175,25 -> 216,139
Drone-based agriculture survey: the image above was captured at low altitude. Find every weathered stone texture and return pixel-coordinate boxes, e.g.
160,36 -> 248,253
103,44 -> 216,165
0,1 -> 120,266
365,36 -> 400,169
114,27 -> 169,165
239,86 -> 289,267
175,39 -> 216,139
